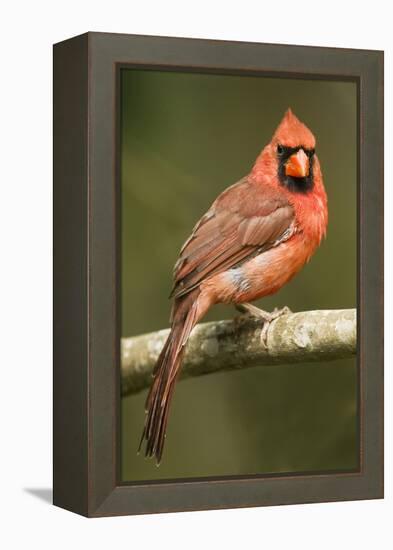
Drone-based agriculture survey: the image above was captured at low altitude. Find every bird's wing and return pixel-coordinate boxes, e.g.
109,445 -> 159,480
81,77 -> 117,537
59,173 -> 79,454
171,177 -> 295,299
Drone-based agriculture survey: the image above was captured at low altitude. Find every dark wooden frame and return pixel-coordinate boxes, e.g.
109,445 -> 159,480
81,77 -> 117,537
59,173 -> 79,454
53,32 -> 383,517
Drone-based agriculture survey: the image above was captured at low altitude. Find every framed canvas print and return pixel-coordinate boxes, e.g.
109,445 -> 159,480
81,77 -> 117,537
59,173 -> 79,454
53,32 -> 383,517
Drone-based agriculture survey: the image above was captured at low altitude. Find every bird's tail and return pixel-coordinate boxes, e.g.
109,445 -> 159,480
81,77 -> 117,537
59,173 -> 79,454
138,292 -> 200,464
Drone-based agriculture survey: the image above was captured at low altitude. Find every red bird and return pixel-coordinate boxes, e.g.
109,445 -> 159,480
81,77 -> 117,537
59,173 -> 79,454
139,109 -> 328,463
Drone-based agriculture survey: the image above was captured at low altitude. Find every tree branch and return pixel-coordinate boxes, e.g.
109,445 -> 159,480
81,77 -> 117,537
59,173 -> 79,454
121,308 -> 356,396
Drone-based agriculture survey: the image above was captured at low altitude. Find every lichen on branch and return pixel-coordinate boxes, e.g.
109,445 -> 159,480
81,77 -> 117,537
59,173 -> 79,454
121,308 -> 356,397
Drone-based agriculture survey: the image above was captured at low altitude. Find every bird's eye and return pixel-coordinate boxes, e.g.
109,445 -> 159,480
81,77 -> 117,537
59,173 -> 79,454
309,148 -> 315,157
277,144 -> 284,155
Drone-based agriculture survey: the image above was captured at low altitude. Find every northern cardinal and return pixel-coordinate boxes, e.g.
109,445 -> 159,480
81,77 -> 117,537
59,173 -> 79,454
139,109 -> 328,463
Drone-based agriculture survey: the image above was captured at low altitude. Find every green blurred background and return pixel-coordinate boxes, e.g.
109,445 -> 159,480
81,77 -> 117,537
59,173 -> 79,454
120,69 -> 358,482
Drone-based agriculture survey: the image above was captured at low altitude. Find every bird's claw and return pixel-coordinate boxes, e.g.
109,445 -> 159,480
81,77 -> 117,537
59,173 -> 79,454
271,305 -> 292,317
235,303 -> 292,348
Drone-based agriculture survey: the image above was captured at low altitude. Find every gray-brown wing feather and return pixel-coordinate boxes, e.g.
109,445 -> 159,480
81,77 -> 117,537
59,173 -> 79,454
171,178 -> 295,299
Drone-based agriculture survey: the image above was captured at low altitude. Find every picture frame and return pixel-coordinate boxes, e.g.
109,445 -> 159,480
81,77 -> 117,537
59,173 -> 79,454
53,32 -> 383,517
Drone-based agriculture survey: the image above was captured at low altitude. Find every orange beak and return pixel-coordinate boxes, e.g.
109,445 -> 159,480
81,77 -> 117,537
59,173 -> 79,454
285,149 -> 309,178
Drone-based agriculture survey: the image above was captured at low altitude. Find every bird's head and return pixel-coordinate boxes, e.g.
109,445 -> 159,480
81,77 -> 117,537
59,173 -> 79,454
252,109 -> 319,195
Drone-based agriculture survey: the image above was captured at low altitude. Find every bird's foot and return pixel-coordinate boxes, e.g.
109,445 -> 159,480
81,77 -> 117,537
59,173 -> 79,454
235,303 -> 292,348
